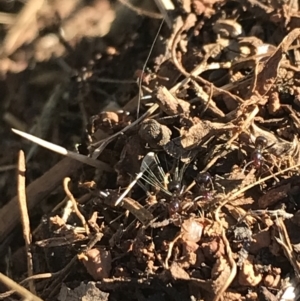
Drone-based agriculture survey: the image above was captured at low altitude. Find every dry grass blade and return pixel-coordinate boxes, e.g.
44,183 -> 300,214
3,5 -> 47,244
0,272 -> 43,301
17,150 -> 35,294
11,128 -> 113,172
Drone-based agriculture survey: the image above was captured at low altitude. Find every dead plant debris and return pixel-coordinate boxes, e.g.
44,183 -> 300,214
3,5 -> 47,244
2,0 -> 300,300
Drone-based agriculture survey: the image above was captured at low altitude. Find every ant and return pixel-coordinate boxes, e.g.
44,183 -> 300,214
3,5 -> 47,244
252,136 -> 268,169
167,178 -> 186,215
193,172 -> 214,202
243,135 -> 272,173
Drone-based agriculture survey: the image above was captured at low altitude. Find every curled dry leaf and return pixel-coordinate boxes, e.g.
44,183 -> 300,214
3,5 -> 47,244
81,248 -> 112,280
238,255 -> 262,286
212,19 -> 243,38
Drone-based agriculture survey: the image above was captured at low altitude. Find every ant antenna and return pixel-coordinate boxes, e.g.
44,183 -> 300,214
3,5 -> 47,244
137,19 -> 165,119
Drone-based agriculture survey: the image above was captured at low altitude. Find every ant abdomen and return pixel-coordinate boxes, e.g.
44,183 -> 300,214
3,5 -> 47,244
252,149 -> 264,169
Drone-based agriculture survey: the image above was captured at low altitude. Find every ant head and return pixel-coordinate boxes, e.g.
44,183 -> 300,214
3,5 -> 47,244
255,136 -> 268,148
168,180 -> 181,194
195,172 -> 212,186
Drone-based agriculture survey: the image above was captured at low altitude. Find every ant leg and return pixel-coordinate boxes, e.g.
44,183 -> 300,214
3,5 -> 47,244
258,162 -> 280,182
242,160 -> 254,174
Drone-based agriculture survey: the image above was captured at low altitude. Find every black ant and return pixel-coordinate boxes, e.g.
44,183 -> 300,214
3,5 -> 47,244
252,136 -> 268,169
243,136 -> 271,173
193,172 -> 214,202
164,164 -> 216,216
167,178 -> 188,215
112,152 -> 189,216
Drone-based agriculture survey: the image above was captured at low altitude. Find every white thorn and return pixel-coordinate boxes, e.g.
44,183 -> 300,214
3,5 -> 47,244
12,128 -> 112,171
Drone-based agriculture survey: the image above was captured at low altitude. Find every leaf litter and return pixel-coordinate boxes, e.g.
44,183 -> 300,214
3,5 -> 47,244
2,0 -> 300,301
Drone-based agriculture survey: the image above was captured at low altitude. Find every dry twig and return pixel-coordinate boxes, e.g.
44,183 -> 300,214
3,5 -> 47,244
63,177 -> 90,235
17,150 -> 35,294
0,272 -> 43,301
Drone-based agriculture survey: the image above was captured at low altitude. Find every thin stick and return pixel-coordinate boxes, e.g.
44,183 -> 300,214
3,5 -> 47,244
17,150 -> 35,294
0,273 -> 52,299
11,128 -> 113,172
63,178 -> 90,235
0,272 -> 43,301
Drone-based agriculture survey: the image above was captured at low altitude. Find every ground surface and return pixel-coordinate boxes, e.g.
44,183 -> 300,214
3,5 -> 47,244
1,0 -> 300,300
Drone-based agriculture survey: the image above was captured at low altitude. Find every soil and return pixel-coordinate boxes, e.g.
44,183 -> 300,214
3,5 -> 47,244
1,0 -> 300,300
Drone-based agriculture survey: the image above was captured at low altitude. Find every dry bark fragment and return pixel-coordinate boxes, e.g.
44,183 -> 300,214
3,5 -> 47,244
154,85 -> 190,116
258,183 -> 290,209
81,248 -> 112,280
